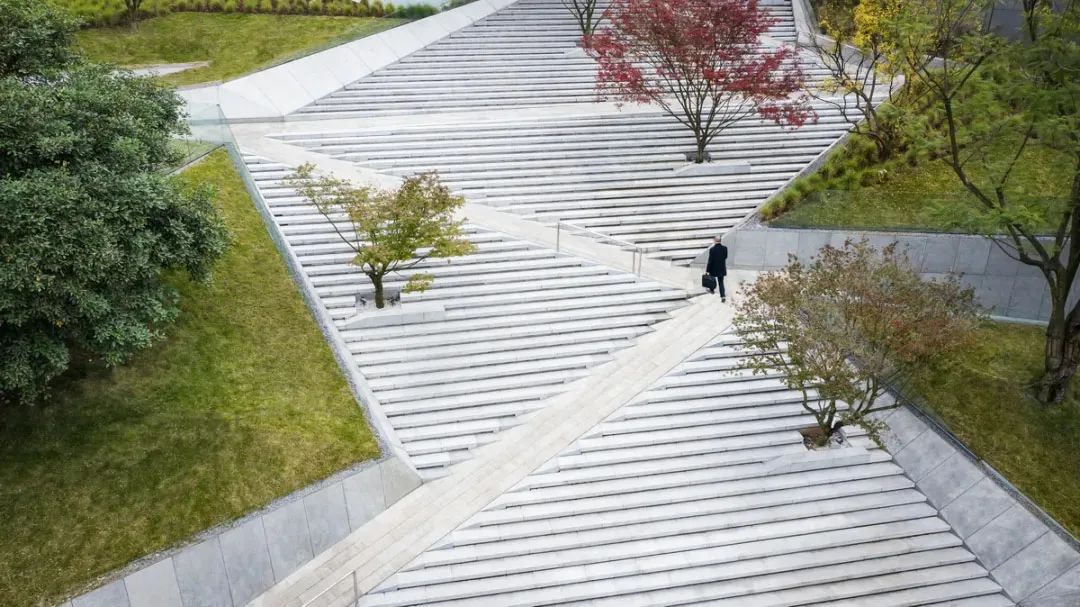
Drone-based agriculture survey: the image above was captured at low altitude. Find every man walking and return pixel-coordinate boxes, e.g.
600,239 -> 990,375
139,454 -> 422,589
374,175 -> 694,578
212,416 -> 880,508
706,235 -> 728,302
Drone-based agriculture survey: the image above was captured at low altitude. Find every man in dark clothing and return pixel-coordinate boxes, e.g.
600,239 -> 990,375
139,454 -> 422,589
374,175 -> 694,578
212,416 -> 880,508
706,236 -> 728,302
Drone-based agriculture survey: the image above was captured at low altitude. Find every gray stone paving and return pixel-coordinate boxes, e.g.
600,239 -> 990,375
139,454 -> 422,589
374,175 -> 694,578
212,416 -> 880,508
880,405 -> 1080,606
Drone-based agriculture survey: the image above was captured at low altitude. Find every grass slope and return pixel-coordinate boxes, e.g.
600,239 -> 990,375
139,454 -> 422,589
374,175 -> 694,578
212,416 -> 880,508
75,13 -> 407,86
0,150 -> 379,606
910,321 -> 1080,538
771,144 -> 1069,232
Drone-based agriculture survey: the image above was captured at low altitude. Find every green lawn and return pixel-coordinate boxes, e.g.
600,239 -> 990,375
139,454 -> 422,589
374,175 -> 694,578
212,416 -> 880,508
771,144 -> 1069,233
0,150 -> 379,607
75,13 -> 407,86
908,321 -> 1080,538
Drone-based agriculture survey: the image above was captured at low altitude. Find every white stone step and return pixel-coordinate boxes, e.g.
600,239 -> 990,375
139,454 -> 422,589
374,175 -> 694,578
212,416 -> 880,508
390,401 -> 547,430
367,353 -> 611,391
471,461 -> 903,526
388,521 -> 957,594
421,492 -> 931,568
362,340 -> 630,379
403,432 -> 501,458
443,291 -> 686,321
382,385 -> 566,417
583,402 -> 822,439
400,271 -> 643,302
450,475 -> 916,546
616,389 -> 810,420
520,443 -> 806,489
304,123 -> 849,156
423,281 -> 674,312
555,429 -> 802,470
395,416 -> 518,444
365,543 -> 974,606
319,264 -> 616,299
311,257 -> 591,289
350,314 -> 664,356
340,302 -> 677,341
491,449 -> 891,510
570,558 -> 989,607
356,325 -> 649,366
376,366 -> 593,405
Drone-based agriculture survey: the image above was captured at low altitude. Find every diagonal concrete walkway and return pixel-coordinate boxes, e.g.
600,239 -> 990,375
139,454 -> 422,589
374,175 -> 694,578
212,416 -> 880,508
250,294 -> 738,607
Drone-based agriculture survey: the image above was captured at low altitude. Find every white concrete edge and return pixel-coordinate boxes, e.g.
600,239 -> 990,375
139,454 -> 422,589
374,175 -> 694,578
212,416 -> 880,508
789,0 -> 818,44
178,0 -> 521,122
882,402 -> 1080,603
66,455 -> 414,607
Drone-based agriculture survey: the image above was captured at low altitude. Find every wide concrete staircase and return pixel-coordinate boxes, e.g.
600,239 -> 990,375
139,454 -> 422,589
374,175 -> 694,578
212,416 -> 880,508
358,336 -> 1013,606
244,154 -> 689,480
294,0 -> 799,118
274,107 -> 852,264
274,0 -> 868,264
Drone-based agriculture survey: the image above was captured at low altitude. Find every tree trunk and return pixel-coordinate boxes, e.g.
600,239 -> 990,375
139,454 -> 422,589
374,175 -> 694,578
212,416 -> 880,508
373,277 -> 386,309
1037,306 -> 1080,404
694,137 -> 708,164
127,1 -> 139,30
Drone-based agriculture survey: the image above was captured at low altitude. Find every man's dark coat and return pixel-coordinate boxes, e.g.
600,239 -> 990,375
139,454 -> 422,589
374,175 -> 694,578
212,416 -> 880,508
706,243 -> 728,277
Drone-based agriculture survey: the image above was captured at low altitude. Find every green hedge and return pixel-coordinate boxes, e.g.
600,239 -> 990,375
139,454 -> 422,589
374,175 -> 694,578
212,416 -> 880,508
50,0 -> 427,27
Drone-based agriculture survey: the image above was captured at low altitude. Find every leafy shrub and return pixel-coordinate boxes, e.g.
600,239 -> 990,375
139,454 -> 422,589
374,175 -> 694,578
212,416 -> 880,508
0,0 -> 228,401
394,3 -> 438,18
50,0 -> 424,26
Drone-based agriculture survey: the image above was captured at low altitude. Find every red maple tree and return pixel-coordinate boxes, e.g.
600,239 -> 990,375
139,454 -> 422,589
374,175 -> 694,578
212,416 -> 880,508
586,0 -> 814,163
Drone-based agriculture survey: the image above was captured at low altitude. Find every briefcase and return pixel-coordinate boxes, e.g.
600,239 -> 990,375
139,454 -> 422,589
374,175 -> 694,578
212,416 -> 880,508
701,273 -> 716,290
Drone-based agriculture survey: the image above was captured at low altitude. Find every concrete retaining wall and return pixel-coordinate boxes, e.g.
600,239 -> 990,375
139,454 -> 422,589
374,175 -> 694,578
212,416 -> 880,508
723,224 -> 1076,322
878,401 -> 1080,606
179,0 -> 522,121
64,458 -> 420,607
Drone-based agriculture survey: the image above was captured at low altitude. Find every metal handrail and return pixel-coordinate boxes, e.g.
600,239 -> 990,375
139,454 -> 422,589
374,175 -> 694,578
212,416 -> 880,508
555,219 -> 645,275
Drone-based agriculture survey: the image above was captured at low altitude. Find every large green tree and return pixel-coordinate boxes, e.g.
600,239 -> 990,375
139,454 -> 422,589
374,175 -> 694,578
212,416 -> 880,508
891,0 -> 1080,404
0,0 -> 228,402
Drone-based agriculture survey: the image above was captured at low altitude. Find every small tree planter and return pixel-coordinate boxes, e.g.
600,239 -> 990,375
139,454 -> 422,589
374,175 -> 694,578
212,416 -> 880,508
344,290 -> 446,329
799,425 -> 853,451
674,160 -> 752,177
763,439 -> 873,476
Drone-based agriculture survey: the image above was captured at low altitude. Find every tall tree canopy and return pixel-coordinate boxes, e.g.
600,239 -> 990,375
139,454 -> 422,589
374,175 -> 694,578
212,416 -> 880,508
0,0 -> 228,402
587,0 -> 813,163
889,0 -> 1080,404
